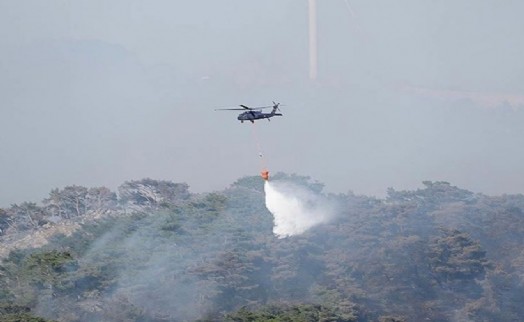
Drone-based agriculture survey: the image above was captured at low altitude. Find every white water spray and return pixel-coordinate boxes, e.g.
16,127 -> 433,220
264,180 -> 333,238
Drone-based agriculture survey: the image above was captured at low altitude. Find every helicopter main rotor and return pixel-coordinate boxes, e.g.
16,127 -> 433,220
215,104 -> 276,111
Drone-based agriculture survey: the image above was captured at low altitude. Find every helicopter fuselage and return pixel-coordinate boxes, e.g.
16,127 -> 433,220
237,110 -> 282,123
216,102 -> 283,123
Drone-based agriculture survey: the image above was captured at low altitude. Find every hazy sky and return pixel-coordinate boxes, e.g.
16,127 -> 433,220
1,0 -> 524,206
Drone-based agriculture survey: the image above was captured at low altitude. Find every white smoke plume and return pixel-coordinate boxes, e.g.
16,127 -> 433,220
264,180 -> 334,238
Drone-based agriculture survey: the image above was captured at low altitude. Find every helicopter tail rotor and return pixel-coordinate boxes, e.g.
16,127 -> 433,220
272,101 -> 284,113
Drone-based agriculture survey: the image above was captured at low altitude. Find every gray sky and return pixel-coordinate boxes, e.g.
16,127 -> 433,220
1,0 -> 524,206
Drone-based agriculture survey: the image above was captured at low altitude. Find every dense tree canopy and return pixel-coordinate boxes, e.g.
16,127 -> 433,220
1,176 -> 524,321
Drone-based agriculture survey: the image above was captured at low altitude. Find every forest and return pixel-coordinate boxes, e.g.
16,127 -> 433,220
1,174 -> 524,321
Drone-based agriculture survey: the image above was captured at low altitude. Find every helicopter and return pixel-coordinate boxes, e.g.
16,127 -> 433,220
215,101 -> 283,123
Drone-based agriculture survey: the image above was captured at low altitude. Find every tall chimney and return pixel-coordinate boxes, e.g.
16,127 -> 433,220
308,0 -> 318,81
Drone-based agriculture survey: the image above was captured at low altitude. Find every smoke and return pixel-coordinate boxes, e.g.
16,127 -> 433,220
264,180 -> 334,238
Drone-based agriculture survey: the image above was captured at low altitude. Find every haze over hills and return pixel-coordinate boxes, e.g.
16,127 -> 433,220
2,1 -> 524,206
2,2 -> 524,321
1,174 -> 524,321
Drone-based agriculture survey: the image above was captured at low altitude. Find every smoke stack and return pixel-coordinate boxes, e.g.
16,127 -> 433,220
308,0 -> 318,81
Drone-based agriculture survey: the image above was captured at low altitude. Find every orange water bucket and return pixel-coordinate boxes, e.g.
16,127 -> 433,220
260,170 -> 269,181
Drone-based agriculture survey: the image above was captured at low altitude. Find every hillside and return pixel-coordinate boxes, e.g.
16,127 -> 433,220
1,175 -> 524,321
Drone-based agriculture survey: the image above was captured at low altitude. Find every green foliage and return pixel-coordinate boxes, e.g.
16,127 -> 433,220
429,229 -> 489,281
0,304 -> 55,322
0,303 -> 30,315
232,175 -> 265,192
377,316 -> 406,322
42,185 -> 118,220
118,178 -> 190,209
0,313 -> 54,322
6,202 -> 48,230
223,303 -> 357,322
2,176 -> 524,321
160,215 -> 182,232
43,186 -> 89,218
387,181 -> 475,207
186,192 -> 228,223
0,208 -> 11,235
16,250 -> 78,292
